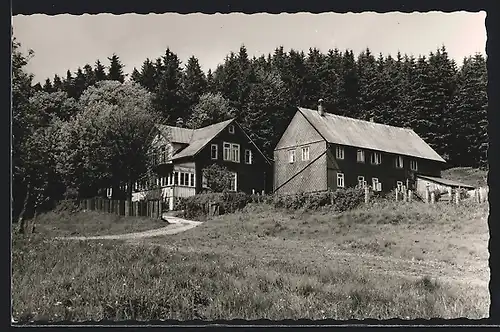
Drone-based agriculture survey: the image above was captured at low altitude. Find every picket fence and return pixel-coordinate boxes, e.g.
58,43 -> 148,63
79,197 -> 165,219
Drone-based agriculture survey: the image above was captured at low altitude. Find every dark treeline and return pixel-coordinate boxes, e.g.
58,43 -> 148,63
38,44 -> 488,169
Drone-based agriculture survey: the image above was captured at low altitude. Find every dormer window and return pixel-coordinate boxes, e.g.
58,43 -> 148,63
228,125 -> 235,134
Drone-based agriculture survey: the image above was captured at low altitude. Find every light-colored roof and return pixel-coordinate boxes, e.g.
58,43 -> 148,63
157,119 -> 235,160
416,175 -> 476,189
298,107 -> 446,163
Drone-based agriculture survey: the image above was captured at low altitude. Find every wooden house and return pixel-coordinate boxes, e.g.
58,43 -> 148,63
273,102 -> 448,196
132,118 -> 272,210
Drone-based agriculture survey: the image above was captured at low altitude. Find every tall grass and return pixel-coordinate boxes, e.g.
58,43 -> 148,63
33,210 -> 166,237
12,234 -> 487,322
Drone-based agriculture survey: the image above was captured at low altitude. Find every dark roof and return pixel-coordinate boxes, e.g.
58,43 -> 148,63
416,175 -> 476,189
298,107 -> 446,163
157,119 -> 235,160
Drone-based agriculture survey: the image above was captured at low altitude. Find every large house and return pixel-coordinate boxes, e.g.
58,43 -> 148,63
273,102 -> 448,196
132,118 -> 272,210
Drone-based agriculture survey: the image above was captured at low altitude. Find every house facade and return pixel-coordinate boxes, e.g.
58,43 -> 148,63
132,118 -> 271,210
274,105 -> 447,196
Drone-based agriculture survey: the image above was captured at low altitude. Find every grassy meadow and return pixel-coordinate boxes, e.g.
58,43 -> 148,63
12,195 -> 490,322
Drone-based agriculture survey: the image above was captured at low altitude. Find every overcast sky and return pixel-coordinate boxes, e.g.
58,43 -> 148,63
13,11 -> 486,84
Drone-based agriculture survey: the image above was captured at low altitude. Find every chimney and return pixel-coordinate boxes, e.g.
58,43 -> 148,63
318,99 -> 325,116
176,117 -> 184,128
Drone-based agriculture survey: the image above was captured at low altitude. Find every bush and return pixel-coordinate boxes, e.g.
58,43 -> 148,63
52,199 -> 82,214
176,192 -> 255,220
273,188 -> 365,213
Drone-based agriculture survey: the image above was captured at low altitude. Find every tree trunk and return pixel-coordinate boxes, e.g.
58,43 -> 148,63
17,182 -> 36,235
126,180 -> 133,216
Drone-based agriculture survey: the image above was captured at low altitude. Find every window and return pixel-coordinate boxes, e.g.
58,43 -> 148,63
395,155 -> 404,168
357,149 -> 365,163
336,146 -> 345,160
245,149 -> 253,164
371,152 -> 382,165
160,177 -> 164,187
134,182 -> 139,191
357,176 -> 365,188
301,146 -> 310,161
223,142 -> 240,163
396,181 -> 403,191
189,173 -> 195,187
211,144 -> 218,160
180,173 -> 186,186
173,172 -> 179,185
410,160 -> 418,171
337,173 -> 345,188
288,149 -> 296,163
229,172 -> 238,191
228,125 -> 235,134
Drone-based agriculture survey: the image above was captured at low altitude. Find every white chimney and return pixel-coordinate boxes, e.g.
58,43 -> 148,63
370,117 -> 375,123
318,99 -> 325,116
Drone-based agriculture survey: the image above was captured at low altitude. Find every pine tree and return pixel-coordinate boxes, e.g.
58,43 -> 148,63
206,69 -> 215,93
303,47 -> 326,108
153,49 -> 185,123
321,48 -> 343,114
130,67 -> 141,84
181,55 -> 207,111
339,49 -> 360,117
107,54 -> 125,82
133,58 -> 156,92
42,78 -> 54,93
94,60 -> 107,82
83,64 -> 95,88
53,74 -> 63,91
357,48 -> 380,120
73,67 -> 87,99
450,53 -> 488,168
64,70 -> 76,99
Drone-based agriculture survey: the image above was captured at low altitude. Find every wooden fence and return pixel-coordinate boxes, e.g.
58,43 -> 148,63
79,197 -> 165,219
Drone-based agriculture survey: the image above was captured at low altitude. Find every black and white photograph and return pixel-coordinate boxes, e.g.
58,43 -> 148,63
11,9 -> 491,324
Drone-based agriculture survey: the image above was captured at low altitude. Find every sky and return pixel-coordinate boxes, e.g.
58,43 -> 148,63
12,11 -> 487,84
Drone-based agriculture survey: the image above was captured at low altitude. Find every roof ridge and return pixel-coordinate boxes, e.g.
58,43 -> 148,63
299,107 -> 414,132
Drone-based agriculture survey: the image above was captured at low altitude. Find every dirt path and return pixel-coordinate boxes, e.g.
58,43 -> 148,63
55,217 -> 202,241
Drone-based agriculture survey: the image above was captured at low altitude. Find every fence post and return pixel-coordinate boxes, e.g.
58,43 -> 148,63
408,190 -> 413,202
425,187 -> 430,204
395,189 -> 399,202
364,186 -> 369,204
403,188 -> 407,202
430,192 -> 436,204
448,187 -> 452,201
157,200 -> 162,219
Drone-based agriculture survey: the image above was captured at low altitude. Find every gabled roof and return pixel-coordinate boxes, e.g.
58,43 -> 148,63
416,175 -> 476,189
298,107 -> 446,163
157,119 -> 235,160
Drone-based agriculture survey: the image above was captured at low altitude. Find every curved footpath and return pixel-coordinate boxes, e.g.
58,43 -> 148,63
55,217 -> 202,241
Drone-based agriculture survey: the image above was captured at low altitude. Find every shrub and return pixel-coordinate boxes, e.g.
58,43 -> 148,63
52,199 -> 82,214
176,192 -> 255,220
273,188 -> 364,213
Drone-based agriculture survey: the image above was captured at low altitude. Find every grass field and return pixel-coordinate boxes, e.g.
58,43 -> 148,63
442,167 -> 488,187
33,210 -> 167,237
12,196 -> 490,322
